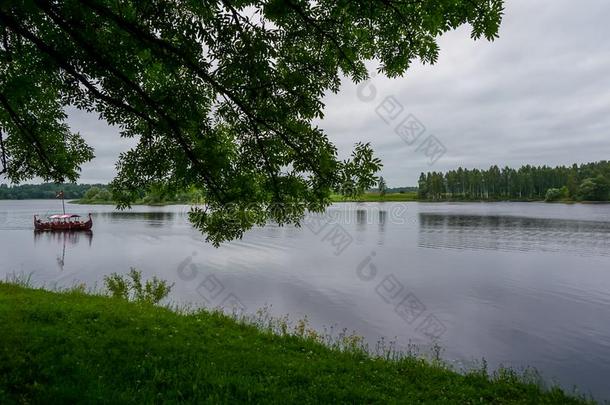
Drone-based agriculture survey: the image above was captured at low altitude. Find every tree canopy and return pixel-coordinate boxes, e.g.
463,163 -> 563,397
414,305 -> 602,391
0,0 -> 503,244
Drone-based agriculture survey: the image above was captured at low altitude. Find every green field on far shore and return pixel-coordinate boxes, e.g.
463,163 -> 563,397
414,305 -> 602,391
330,192 -> 419,202
69,199 -> 188,206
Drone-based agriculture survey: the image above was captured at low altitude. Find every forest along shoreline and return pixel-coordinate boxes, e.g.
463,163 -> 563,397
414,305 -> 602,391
416,162 -> 610,203
2,160 -> 610,205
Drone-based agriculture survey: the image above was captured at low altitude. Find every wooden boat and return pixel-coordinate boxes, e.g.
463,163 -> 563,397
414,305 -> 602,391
34,213 -> 93,231
33,189 -> 93,232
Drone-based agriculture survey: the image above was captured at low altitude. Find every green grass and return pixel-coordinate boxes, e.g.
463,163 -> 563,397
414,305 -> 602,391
69,199 -> 191,206
68,198 -> 115,205
0,283 -> 594,404
331,192 -> 419,202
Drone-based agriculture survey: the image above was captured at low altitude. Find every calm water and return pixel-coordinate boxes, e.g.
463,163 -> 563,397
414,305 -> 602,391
2,200 -> 610,400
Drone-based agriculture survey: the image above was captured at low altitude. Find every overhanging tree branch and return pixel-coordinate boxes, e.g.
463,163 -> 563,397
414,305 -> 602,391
76,0 -> 321,176
0,10 -> 155,127
32,1 -> 227,201
0,92 -> 57,178
0,129 -> 7,175
284,0 -> 359,74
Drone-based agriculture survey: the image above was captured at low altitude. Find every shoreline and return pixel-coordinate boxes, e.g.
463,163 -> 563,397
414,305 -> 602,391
329,194 -> 609,204
68,199 -> 190,206
0,282 -> 593,404
2,197 -> 608,206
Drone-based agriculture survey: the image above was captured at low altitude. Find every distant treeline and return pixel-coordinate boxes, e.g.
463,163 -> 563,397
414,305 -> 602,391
0,183 -> 104,200
418,161 -> 610,202
0,183 -> 204,204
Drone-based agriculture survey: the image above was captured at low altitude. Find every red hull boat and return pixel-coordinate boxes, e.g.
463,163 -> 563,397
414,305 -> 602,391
34,213 -> 93,232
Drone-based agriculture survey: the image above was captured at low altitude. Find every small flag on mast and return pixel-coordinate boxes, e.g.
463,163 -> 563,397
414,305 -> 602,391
56,190 -> 64,199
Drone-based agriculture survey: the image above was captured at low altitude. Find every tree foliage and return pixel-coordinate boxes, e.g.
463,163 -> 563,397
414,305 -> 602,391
578,175 -> 609,202
0,0 -> 503,244
83,186 -> 101,200
544,187 -> 567,202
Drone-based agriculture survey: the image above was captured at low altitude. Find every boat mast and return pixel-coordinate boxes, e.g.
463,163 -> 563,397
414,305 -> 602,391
57,190 -> 65,215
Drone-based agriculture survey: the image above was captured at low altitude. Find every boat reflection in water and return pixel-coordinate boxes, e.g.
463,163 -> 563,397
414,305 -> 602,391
34,230 -> 93,270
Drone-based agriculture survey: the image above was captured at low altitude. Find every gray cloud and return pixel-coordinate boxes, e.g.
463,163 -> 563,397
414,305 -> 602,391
66,0 -> 610,186
322,0 -> 610,186
67,108 -> 135,184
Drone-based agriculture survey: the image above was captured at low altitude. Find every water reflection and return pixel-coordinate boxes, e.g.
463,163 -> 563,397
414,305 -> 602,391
418,213 -> 610,256
356,209 -> 367,232
33,230 -> 93,246
378,210 -> 387,246
378,210 -> 387,230
95,211 -> 178,226
33,231 -> 93,270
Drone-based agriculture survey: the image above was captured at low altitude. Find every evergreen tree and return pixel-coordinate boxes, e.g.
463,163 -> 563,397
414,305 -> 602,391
378,177 -> 387,198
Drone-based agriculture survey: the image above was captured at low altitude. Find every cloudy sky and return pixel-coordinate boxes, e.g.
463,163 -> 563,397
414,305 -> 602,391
70,0 -> 610,187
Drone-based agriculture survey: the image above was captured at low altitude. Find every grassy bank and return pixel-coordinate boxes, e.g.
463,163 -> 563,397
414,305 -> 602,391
0,283 -> 592,404
69,199 -> 190,206
331,192 -> 419,202
415,198 -> 609,204
74,193 -> 420,205
69,198 -> 115,205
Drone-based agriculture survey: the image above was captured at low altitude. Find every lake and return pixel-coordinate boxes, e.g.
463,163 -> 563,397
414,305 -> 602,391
1,199 -> 610,400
